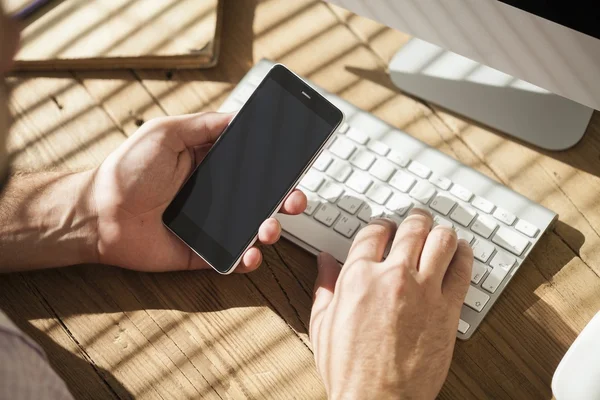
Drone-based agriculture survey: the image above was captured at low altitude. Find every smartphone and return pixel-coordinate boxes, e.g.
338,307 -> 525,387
162,64 -> 344,274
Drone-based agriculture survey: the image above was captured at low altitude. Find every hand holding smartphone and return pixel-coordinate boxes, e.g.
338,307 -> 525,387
163,64 -> 344,274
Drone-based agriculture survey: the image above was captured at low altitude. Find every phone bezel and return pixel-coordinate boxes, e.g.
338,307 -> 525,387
162,64 -> 344,274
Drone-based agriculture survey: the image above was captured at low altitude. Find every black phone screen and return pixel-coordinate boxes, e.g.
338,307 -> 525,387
163,65 -> 342,273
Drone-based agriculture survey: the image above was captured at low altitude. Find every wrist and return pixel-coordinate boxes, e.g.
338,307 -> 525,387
0,169 -> 99,271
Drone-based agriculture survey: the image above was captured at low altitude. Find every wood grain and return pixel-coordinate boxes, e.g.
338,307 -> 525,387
1,0 -> 599,399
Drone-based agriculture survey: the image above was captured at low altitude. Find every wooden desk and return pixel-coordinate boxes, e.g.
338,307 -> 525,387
2,1 -> 600,398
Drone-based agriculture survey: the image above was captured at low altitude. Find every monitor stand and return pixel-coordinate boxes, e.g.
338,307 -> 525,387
388,38 -> 594,151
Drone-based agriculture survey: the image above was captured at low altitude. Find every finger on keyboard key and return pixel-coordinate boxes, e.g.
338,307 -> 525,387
326,159 -> 353,182
450,203 -> 477,226
493,207 -> 516,225
366,182 -> 393,205
464,286 -> 490,312
299,170 -> 324,192
390,171 -> 416,193
430,194 -> 456,215
471,215 -> 499,239
387,150 -> 410,167
345,127 -> 369,144
330,137 -> 357,159
303,195 -> 321,216
386,193 -> 413,216
472,239 -> 495,263
369,159 -> 396,182
429,173 -> 452,190
338,194 -> 364,214
314,204 -> 340,227
455,227 -> 474,244
407,161 -> 431,178
515,219 -> 539,238
334,215 -> 361,238
367,140 -> 390,156
409,181 -> 436,204
492,227 -> 529,256
450,184 -> 473,202
472,196 -> 495,213
350,150 -> 376,170
313,152 -> 333,171
471,261 -> 490,284
318,181 -> 344,202
346,171 -> 373,194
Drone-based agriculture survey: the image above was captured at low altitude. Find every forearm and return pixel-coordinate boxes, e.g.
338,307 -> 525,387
0,170 -> 98,272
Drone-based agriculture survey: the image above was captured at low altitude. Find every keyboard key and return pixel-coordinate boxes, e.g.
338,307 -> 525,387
338,194 -> 364,215
369,159 -> 396,182
515,219 -> 539,238
455,227 -> 474,244
247,74 -> 263,86
492,227 -> 529,256
450,184 -> 473,202
429,173 -> 452,190
390,171 -> 416,193
334,215 -> 361,238
314,204 -> 340,227
433,215 -> 453,228
471,261 -> 489,284
299,170 -> 324,192
489,251 -> 516,270
318,181 -> 344,202
345,127 -> 369,144
303,196 -> 321,216
234,85 -> 254,102
326,160 -> 353,182
472,239 -> 495,263
493,207 -> 516,225
366,182 -> 393,205
409,181 -> 436,204
338,123 -> 350,134
349,150 -> 376,170
346,171 -> 373,194
407,161 -> 431,179
313,152 -> 333,171
458,319 -> 470,334
367,140 -> 390,156
330,137 -> 357,159
482,252 -> 515,293
464,286 -> 490,312
450,204 -> 477,227
387,150 -> 410,167
472,196 -> 495,213
471,215 -> 499,239
358,203 -> 387,223
386,193 -> 412,216
430,194 -> 456,215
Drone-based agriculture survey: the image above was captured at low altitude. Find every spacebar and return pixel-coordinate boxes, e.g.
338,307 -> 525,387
278,213 -> 353,262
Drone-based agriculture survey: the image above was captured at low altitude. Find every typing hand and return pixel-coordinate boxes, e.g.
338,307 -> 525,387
92,112 -> 307,272
310,209 -> 473,399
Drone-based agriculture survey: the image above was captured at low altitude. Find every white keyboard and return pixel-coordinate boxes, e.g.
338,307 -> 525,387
218,59 -> 558,340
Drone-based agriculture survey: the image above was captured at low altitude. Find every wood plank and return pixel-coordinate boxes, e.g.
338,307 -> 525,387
6,72 -> 125,171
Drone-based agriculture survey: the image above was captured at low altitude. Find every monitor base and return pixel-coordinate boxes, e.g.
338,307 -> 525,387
388,38 -> 594,151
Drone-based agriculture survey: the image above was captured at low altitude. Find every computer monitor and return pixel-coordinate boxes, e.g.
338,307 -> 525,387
324,0 -> 599,150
